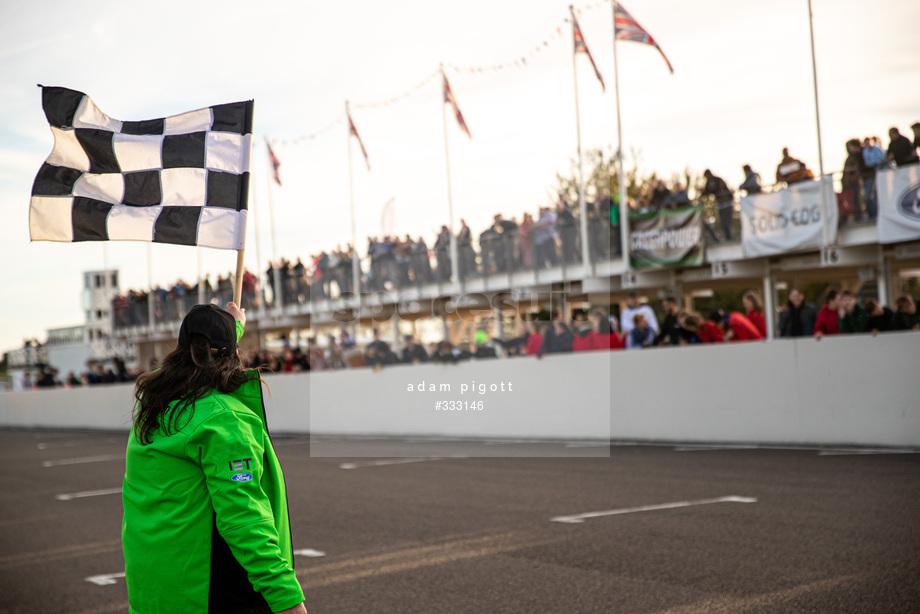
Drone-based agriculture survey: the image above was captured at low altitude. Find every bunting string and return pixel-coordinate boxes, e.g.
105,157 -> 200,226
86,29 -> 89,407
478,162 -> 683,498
443,0 -> 610,73
269,0 -> 660,144
352,70 -> 440,110
445,17 -> 568,74
273,111 -> 345,145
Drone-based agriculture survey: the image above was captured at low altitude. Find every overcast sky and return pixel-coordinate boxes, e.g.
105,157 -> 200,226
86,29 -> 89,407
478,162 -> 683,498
1,0 -> 918,353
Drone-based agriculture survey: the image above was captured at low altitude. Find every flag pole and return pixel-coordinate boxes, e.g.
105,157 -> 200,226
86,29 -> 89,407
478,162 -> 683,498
233,249 -> 245,305
145,244 -> 155,325
249,159 -> 266,320
197,247 -> 205,305
440,64 -> 461,286
346,101 -> 362,307
807,0 -> 830,248
264,138 -> 283,310
569,6 -> 590,270
611,0 -> 630,269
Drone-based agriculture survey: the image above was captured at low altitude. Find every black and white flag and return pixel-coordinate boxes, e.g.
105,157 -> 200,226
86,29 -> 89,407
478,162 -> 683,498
30,86 -> 253,250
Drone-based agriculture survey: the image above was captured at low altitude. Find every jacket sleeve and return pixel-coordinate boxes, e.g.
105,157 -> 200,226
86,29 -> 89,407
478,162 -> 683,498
186,404 -> 304,612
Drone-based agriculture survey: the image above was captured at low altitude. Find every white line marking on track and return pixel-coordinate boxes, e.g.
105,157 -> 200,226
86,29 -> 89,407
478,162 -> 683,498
564,443 -> 609,448
293,548 -> 326,557
481,440 -> 533,445
817,449 -> 917,456
673,445 -> 760,452
55,487 -> 122,501
396,437 -> 469,443
37,439 -> 120,450
550,496 -> 757,523
43,454 -> 125,467
339,457 -> 465,470
85,572 -> 125,586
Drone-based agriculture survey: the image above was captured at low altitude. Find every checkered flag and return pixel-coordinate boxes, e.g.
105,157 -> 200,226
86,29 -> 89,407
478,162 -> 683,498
30,86 -> 253,250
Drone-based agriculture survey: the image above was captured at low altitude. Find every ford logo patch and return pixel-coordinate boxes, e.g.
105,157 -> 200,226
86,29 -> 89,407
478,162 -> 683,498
898,182 -> 920,221
231,472 -> 253,482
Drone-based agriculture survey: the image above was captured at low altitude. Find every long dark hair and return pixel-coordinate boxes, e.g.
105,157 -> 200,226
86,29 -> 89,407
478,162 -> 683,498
133,334 -> 250,444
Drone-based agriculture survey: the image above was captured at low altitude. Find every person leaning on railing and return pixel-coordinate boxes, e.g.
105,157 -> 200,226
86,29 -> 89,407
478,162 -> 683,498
740,164 -> 763,195
887,126 -> 919,167
861,136 -> 886,220
894,295 -> 920,331
778,288 -> 818,338
863,298 -> 896,335
837,290 -> 867,334
775,148 -> 815,185
813,290 -> 841,340
701,169 -> 735,242
841,139 -> 867,221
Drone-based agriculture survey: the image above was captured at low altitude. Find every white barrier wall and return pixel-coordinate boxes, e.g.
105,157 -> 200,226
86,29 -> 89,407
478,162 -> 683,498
0,383 -> 135,431
1,333 -> 918,447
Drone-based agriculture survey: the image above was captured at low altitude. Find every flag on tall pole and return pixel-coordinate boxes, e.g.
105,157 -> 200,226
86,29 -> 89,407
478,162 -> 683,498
30,86 -> 253,250
347,109 -> 370,171
443,73 -> 472,139
572,12 -> 606,92
614,3 -> 674,73
439,64 -> 462,287
345,100 -> 363,302
266,139 -> 282,186
569,6 -> 592,270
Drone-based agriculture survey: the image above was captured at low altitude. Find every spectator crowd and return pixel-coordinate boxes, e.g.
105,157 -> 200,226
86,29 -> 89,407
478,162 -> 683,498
14,357 -> 139,391
109,121 -> 920,324
223,288 -> 918,375
21,285 -> 919,390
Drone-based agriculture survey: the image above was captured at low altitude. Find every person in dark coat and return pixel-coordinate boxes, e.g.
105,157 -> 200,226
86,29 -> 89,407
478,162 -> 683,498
537,310 -> 569,357
841,138 -> 868,220
653,296 -> 686,346
887,127 -> 919,167
400,335 -> 429,364
894,295 -> 920,330
778,288 -> 819,337
701,169 -> 735,241
863,298 -> 896,334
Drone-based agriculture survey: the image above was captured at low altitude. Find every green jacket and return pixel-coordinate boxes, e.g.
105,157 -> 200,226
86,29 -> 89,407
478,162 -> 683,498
122,356 -> 304,612
839,302 -> 867,334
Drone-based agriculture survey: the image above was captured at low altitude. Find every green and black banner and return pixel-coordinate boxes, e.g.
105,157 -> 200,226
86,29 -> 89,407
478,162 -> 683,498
629,205 -> 704,268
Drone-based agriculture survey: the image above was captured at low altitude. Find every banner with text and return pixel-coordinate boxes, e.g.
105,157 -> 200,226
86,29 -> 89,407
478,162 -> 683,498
740,178 -> 837,258
629,205 -> 704,268
877,165 -> 920,244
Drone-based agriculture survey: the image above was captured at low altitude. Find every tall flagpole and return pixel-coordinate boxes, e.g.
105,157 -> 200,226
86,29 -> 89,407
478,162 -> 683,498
145,244 -> 155,325
346,101 -> 362,306
807,0 -> 830,248
264,138 -> 283,310
249,159 -> 266,320
196,247 -> 205,305
569,6 -> 590,270
611,1 -> 630,269
440,64 -> 461,286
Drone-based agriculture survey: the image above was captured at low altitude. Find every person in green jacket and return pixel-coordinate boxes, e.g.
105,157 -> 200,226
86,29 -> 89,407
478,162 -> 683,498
122,302 -> 307,614
838,290 -> 867,334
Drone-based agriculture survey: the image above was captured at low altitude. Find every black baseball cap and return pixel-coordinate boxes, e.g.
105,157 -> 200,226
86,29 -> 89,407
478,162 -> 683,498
178,304 -> 237,357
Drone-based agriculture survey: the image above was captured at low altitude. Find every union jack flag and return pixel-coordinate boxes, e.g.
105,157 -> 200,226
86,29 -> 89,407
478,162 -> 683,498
615,3 -> 674,73
572,13 -> 605,92
266,140 -> 282,186
348,110 -> 370,171
443,74 -> 472,139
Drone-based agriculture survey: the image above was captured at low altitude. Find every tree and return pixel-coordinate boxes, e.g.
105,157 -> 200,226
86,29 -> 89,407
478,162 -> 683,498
553,147 -> 704,215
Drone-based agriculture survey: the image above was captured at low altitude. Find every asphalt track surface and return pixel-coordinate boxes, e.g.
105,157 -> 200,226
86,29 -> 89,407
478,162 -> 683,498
1,428 -> 918,614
